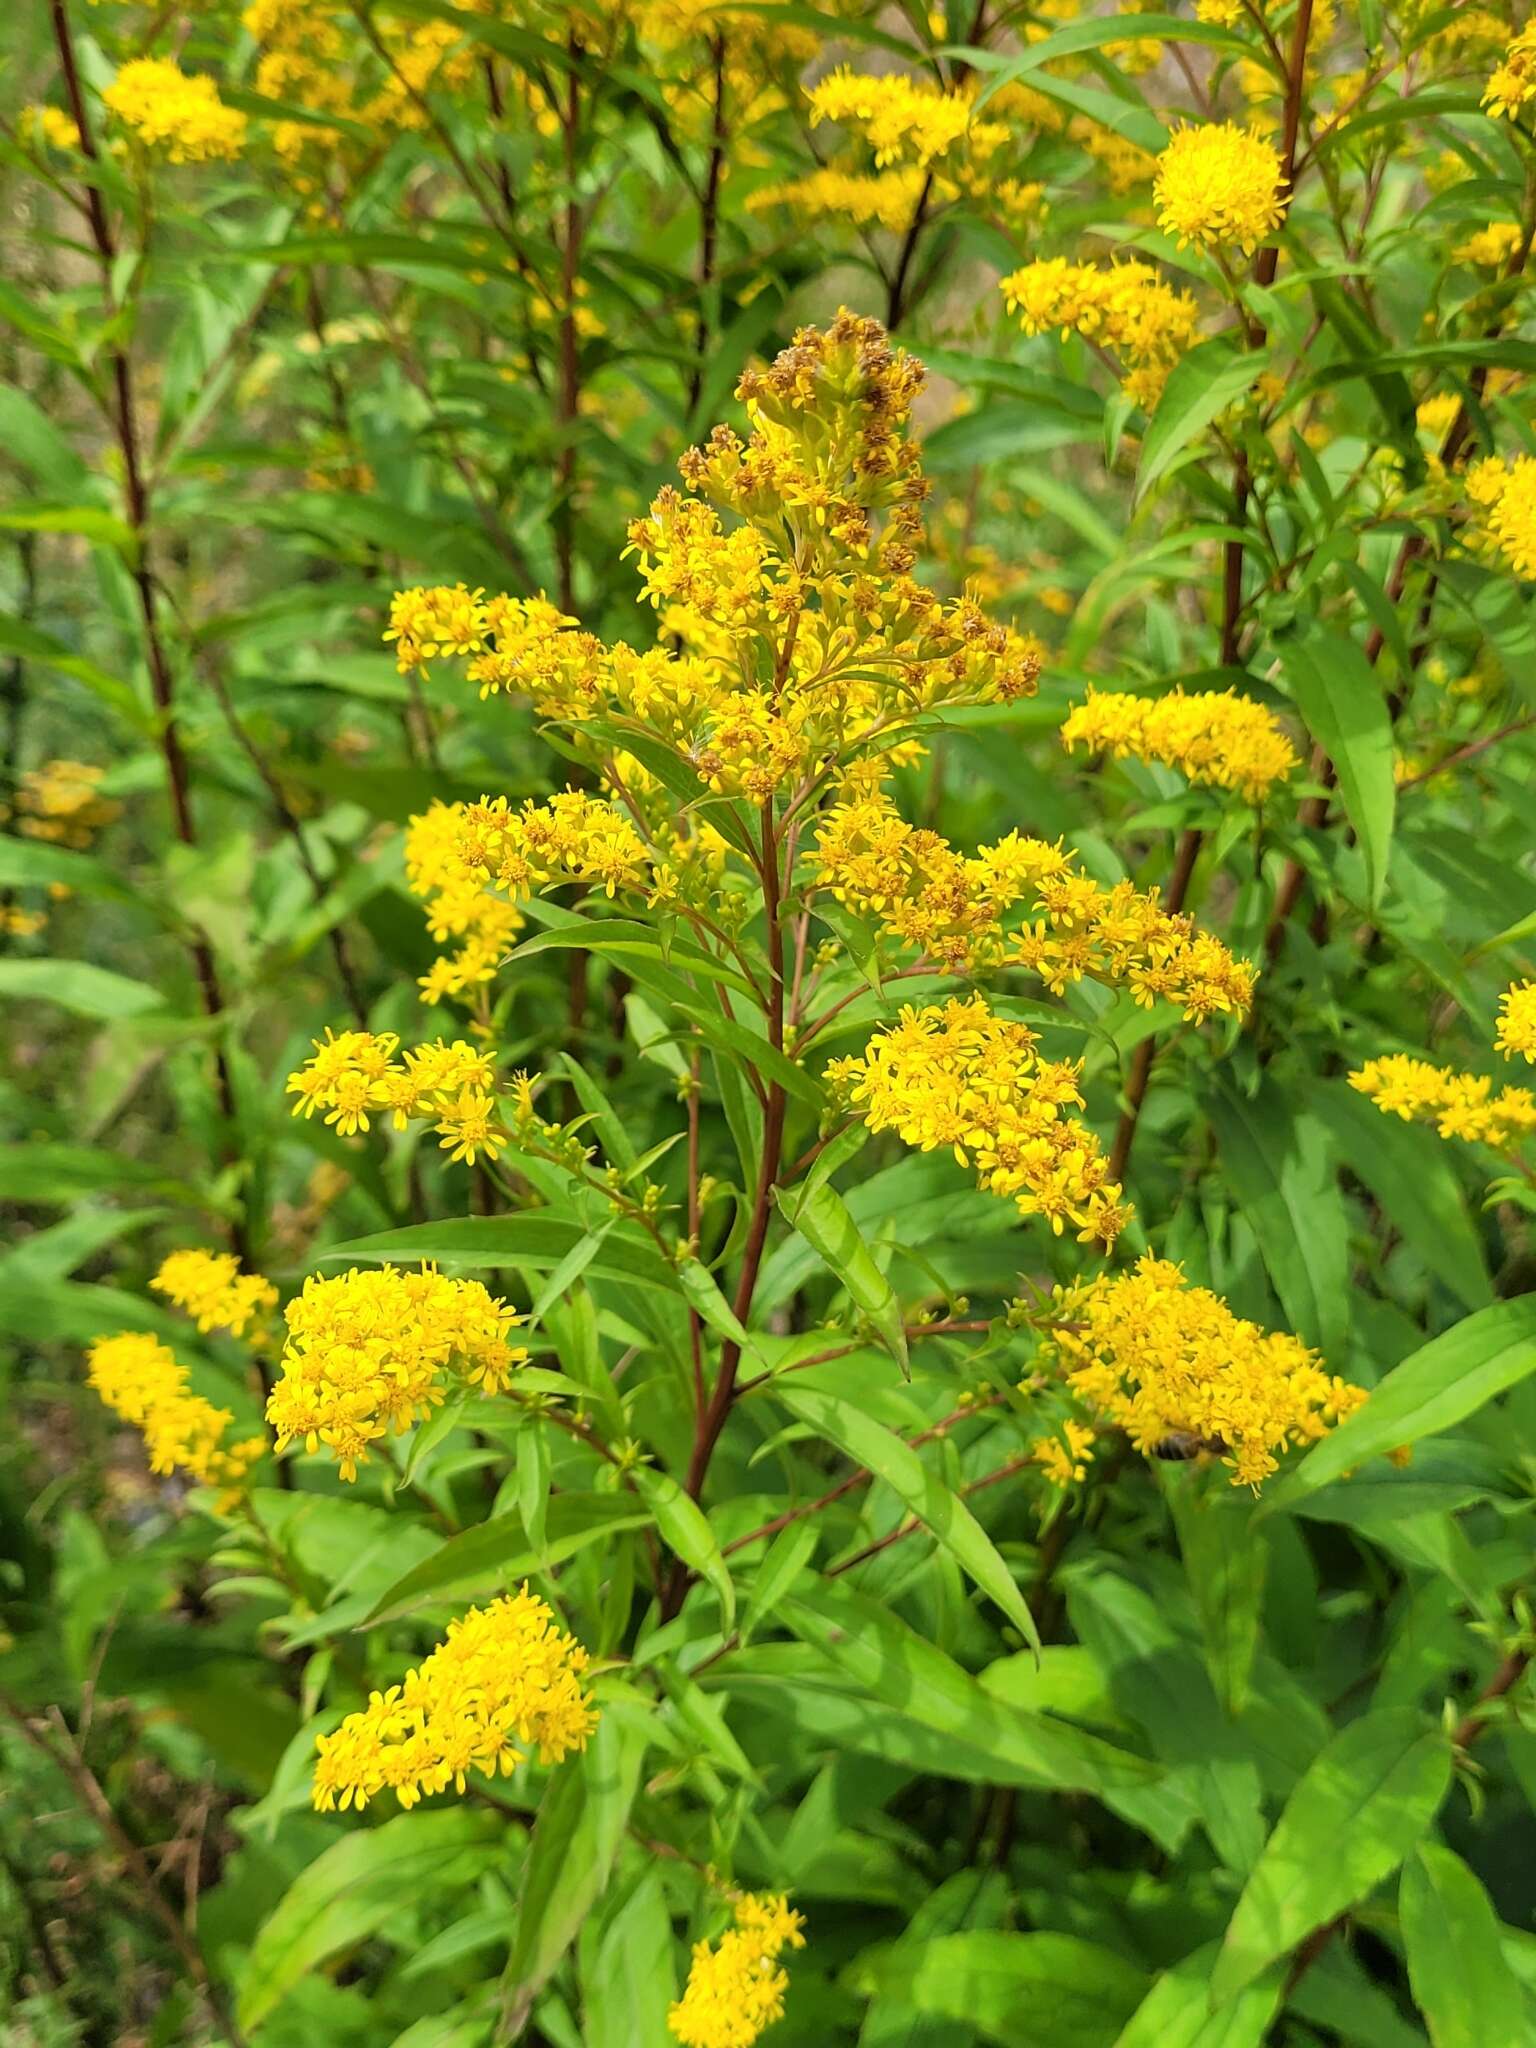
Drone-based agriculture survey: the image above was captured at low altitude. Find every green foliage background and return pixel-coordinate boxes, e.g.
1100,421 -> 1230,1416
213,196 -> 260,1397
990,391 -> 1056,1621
2,1 -> 1535,2044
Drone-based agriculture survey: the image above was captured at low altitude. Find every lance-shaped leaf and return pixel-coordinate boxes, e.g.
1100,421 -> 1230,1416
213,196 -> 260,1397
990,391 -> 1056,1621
773,1179 -> 908,1373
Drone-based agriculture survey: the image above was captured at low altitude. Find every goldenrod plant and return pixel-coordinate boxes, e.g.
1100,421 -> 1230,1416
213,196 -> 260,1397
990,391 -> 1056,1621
2,1 -> 1535,2044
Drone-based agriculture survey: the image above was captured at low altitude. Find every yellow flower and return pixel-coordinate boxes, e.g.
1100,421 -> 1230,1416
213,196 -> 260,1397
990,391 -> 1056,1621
312,1587 -> 596,1812
748,164 -> 929,233
828,995 -> 1129,1245
1031,1417 -> 1097,1487
1153,122 -> 1287,252
669,1893 -> 806,2048
1001,259 -> 1201,408
103,57 -> 247,163
1483,21 -> 1536,118
151,1249 -> 278,1338
1452,221 -> 1524,267
1350,1053 -> 1536,1153
1495,981 -> 1536,1064
86,1333 -> 264,1499
1464,455 -> 1536,580
1038,1256 -> 1367,1487
807,67 -> 995,167
1060,685 -> 1297,803
23,105 -> 81,150
265,1263 -> 528,1479
14,760 -> 119,849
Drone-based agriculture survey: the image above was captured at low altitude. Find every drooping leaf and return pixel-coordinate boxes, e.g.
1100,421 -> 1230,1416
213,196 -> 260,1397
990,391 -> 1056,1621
1399,1841 -> 1527,2048
1277,623 -> 1396,908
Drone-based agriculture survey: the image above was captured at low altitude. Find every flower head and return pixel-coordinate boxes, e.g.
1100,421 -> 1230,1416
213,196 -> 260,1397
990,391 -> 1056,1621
1060,686 -> 1296,803
1496,981 -> 1536,1063
86,1333 -> 264,1500
1465,455 -> 1536,581
1483,21 -> 1536,117
151,1249 -> 278,1338
668,1893 -> 806,2048
103,58 -> 247,163
1154,122 -> 1287,251
312,1588 -> 596,1811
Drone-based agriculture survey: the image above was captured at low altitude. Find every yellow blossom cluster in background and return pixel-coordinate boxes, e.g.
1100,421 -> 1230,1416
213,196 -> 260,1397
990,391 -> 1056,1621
266,1263 -> 528,1478
828,995 -> 1129,1244
86,1333 -> 265,1500
285,1028 -> 507,1162
1153,121 -> 1287,252
11,760 -> 119,849
1497,981 -> 1536,1063
1060,685 -> 1298,802
1001,258 -> 1201,408
405,800 -> 525,1005
311,1587 -> 596,1811
103,57 -> 247,163
1036,1256 -> 1367,1486
1465,454 -> 1536,580
1351,1052 -> 1536,1153
1453,221 -> 1525,268
151,1249 -> 278,1338
668,1893 -> 807,2048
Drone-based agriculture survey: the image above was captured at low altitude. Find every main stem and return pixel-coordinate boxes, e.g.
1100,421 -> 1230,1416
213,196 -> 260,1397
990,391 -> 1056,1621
1107,822 -> 1201,1185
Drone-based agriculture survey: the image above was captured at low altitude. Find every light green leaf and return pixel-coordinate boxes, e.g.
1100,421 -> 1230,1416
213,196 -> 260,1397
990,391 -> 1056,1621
364,1493 -> 654,1624
1400,1841 -> 1527,2048
630,1465 -> 734,1628
853,1930 -> 1149,2047
772,1383 -> 1039,1653
1166,1476 -> 1267,1718
499,1715 -> 646,2039
773,1180 -> 908,1374
1113,1941 -> 1282,2048
1209,1709 -> 1452,2003
0,959 -> 166,1020
1136,342 -> 1264,504
1261,1295 -> 1536,1516
238,1809 -> 500,2030
321,1214 -> 681,1295
1277,623 -> 1396,907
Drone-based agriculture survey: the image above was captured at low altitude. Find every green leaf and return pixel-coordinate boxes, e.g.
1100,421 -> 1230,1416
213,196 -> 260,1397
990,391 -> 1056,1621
771,1383 -> 1040,1653
1260,1296 -> 1536,1516
1113,1941 -> 1282,2048
363,1493 -> 655,1624
508,918 -> 757,999
1204,1074 -> 1350,1358
0,959 -> 166,1020
0,835 -> 137,905
321,1214 -> 681,1295
779,1579 -> 1154,1795
500,1715 -> 646,2038
1136,341 -> 1265,504
1277,623 -> 1396,907
238,1809 -> 501,2030
1166,1477 -> 1267,1718
773,1180 -> 908,1374
0,614 -> 144,724
1321,1079 -> 1492,1309
0,1143 -> 198,1204
853,1930 -> 1149,2047
1209,1709 -> 1453,2004
1400,1841 -> 1527,2048
0,505 -> 135,552
629,1466 -> 734,1628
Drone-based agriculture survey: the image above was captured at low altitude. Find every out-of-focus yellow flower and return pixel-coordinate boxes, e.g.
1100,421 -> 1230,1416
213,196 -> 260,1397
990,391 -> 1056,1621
103,57 -> 247,162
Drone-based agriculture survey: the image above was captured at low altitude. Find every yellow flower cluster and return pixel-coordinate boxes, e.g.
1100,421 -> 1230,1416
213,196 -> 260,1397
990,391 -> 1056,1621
1031,1416 -> 1097,1488
1153,122 -> 1287,252
1453,221 -> 1524,267
311,1588 -> 596,1812
405,800 -> 525,1005
749,164 -> 930,234
397,315 -> 1039,813
1351,1053 -> 1536,1152
1465,455 -> 1536,581
86,1333 -> 265,1499
455,789 -> 653,900
1038,1256 -> 1367,1487
827,995 -> 1129,1244
285,1029 -> 507,1163
23,105 -> 80,151
1000,259 -> 1201,408
266,1263 -> 528,1479
1059,686 -> 1297,803
151,1250 -> 278,1338
103,58 -> 247,163
807,68 -> 1004,167
1497,981 -> 1536,1063
669,1894 -> 807,2048
12,760 -> 119,849
1484,21 -> 1536,117
814,789 -> 1255,1018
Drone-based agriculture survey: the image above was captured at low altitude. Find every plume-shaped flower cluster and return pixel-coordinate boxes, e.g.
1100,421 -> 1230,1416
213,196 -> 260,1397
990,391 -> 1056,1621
405,799 -> 526,1005
1060,686 -> 1297,802
828,995 -> 1128,1244
311,1588 -> 596,1811
266,1263 -> 528,1478
668,1893 -> 807,2048
1350,1053 -> 1536,1152
1483,21 -> 1536,117
151,1249 -> 278,1338
1037,1256 -> 1367,1486
1496,981 -> 1536,1064
1465,455 -> 1536,581
103,58 -> 247,162
86,1334 -> 265,1500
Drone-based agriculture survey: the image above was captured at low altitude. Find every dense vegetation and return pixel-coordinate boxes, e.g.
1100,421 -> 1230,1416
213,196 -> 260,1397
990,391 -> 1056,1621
3,1 -> 1536,2044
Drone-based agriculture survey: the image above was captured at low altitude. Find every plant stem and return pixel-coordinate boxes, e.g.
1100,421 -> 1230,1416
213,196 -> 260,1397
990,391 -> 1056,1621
1107,822 -> 1202,1185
